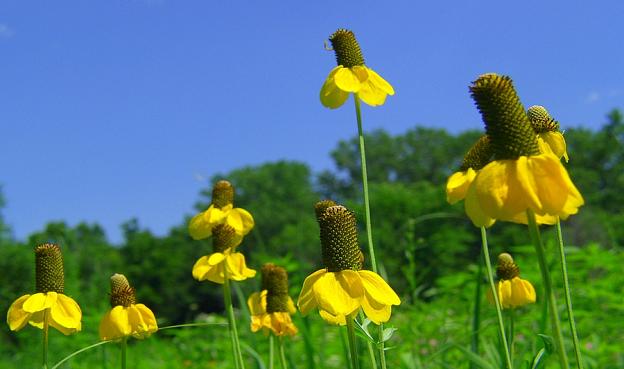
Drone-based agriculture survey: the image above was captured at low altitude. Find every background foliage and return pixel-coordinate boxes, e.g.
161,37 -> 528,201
1,111 -> 623,368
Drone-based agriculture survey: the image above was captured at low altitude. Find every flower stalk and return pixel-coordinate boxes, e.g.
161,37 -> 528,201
556,219 -> 584,369
43,311 -> 49,369
223,267 -> 245,369
278,336 -> 288,369
526,210 -> 569,369
346,317 -> 360,369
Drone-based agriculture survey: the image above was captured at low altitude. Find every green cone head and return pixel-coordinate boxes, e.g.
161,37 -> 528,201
459,135 -> 493,171
317,204 -> 362,272
109,273 -> 136,307
35,243 -> 65,294
470,74 -> 540,159
329,29 -> 365,68
212,180 -> 234,208
261,263 -> 290,313
314,199 -> 337,221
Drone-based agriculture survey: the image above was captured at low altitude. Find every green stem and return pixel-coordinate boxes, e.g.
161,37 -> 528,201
278,336 -> 289,369
42,309 -> 49,369
556,219 -> 584,369
507,309 -> 515,368
269,334 -> 275,369
346,317 -> 360,369
480,227 -> 513,369
120,338 -> 127,369
354,93 -> 386,369
223,268 -> 245,369
357,311 -> 378,369
470,261 -> 482,369
526,210 -> 569,369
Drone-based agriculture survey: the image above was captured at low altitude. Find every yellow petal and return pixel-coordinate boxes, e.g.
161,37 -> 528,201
464,181 -> 496,227
23,292 -> 57,313
228,208 -> 255,236
128,304 -> 158,339
287,297 -> 297,314
319,310 -> 347,326
297,269 -> 326,315
509,277 -> 536,307
247,291 -> 267,315
188,212 -> 213,240
7,295 -> 32,331
320,73 -> 350,109
366,68 -> 394,95
192,255 -> 215,281
99,306 -> 130,340
312,271 -> 362,317
49,294 -> 82,335
333,67 -> 364,92
538,132 -> 568,162
358,270 -> 400,305
206,204 -> 231,224
360,293 -> 392,324
225,253 -> 256,281
446,169 -> 476,204
497,280 -> 512,309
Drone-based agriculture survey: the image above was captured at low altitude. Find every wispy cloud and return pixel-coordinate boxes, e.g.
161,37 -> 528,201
585,91 -> 600,103
0,23 -> 14,39
585,89 -> 621,104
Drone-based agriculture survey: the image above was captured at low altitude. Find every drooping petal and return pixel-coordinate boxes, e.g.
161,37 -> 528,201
49,294 -> 82,335
357,67 -> 394,107
227,208 -> 255,236
312,271 -> 362,317
446,169 -> 477,204
497,280 -> 513,309
333,67 -> 364,92
192,255 -> 215,281
286,297 -> 297,314
464,181 -> 496,228
127,304 -> 158,339
22,292 -> 58,313
358,270 -> 400,305
360,293 -> 392,324
509,278 -> 536,307
319,309 -> 347,326
225,252 -> 256,281
538,132 -> 568,162
297,269 -> 326,315
7,295 -> 32,331
247,291 -> 267,315
320,76 -> 350,109
188,212 -> 213,240
99,306 -> 131,340
366,68 -> 395,95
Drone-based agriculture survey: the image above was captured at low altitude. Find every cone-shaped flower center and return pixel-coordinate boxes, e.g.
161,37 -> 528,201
109,273 -> 136,307
212,180 -> 234,208
470,74 -> 540,159
329,29 -> 365,68
314,199 -> 338,221
261,263 -> 290,313
459,135 -> 493,171
212,224 -> 240,253
496,253 -> 520,280
527,105 -> 560,133
35,243 -> 65,294
317,204 -> 363,272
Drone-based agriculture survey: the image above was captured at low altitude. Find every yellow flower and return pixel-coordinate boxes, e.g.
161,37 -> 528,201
527,105 -> 569,162
7,292 -> 82,335
297,203 -> 400,325
320,29 -> 394,109
192,250 -> 256,284
247,290 -> 298,336
537,131 -> 569,162
7,243 -> 81,335
464,154 -> 584,227
298,268 -> 400,325
99,274 -> 158,341
487,253 -> 536,309
189,204 -> 254,240
320,65 -> 395,109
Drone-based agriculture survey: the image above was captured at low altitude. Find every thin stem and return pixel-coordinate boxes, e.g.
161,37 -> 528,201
223,267 -> 245,369
526,210 -> 569,369
120,338 -> 127,369
278,336 -> 289,369
470,261 -> 483,369
480,227 -> 513,369
42,309 -> 49,369
507,309 -> 515,368
269,334 -> 275,369
556,219 -> 584,369
354,93 -> 386,369
358,311 -> 378,369
346,317 -> 361,369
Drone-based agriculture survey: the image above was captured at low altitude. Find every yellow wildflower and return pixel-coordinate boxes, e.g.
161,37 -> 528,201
462,74 -> 583,227
527,105 -> 569,162
298,203 -> 400,325
99,274 -> 158,341
320,29 -> 394,109
487,253 -> 536,309
248,264 -> 298,336
7,243 -> 81,335
192,243 -> 256,283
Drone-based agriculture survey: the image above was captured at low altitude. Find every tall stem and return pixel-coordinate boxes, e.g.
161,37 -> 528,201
507,309 -> 515,367
269,334 -> 275,369
278,337 -> 289,369
526,210 -> 569,369
353,94 -> 386,369
42,309 -> 49,369
120,338 -> 127,369
223,267 -> 245,369
556,219 -> 584,369
480,227 -> 513,369
346,317 -> 361,369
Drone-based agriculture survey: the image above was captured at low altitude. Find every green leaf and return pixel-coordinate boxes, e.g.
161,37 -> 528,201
382,327 -> 398,342
537,334 -> 555,354
530,348 -> 548,369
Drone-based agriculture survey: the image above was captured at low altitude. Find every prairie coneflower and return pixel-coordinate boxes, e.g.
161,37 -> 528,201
320,29 -> 394,109
248,264 -> 298,337
487,253 -> 536,309
99,274 -> 158,341
298,202 -> 400,326
527,105 -> 569,162
464,74 -> 583,227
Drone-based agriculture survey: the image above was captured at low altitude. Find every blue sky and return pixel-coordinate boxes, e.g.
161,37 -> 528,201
1,1 -> 623,243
